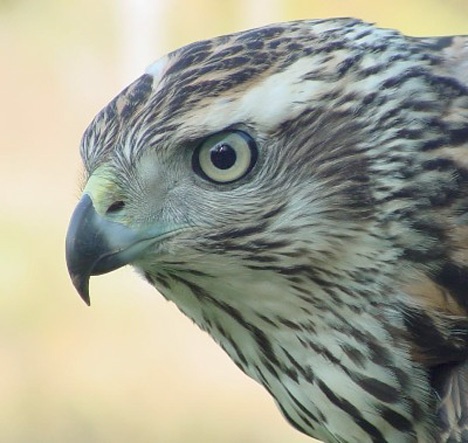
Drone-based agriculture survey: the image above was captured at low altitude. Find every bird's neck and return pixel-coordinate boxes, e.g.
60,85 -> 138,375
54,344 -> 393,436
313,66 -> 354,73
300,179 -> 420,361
152,265 -> 436,442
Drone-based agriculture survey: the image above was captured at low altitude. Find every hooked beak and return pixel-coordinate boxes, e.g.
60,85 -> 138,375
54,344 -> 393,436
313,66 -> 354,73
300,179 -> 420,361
65,194 -> 150,305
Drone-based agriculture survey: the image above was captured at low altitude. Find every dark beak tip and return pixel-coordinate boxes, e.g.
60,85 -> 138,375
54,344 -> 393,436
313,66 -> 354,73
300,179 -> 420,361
81,292 -> 92,307
69,272 -> 92,306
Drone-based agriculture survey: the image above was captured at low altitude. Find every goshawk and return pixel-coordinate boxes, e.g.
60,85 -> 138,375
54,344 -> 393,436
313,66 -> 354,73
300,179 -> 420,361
66,19 -> 468,442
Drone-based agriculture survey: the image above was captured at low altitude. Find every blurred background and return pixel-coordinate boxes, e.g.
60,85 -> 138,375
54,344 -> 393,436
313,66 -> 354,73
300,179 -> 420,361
1,1 -> 467,442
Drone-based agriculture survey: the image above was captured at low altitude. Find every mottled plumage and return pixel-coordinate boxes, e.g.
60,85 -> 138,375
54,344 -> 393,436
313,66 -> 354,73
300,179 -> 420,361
66,19 -> 468,442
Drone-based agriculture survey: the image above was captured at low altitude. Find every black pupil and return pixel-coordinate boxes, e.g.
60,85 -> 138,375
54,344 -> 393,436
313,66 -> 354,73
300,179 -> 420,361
210,144 -> 237,170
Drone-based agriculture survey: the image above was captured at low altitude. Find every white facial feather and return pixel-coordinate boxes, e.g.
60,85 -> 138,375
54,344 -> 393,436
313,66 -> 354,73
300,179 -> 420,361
145,55 -> 170,93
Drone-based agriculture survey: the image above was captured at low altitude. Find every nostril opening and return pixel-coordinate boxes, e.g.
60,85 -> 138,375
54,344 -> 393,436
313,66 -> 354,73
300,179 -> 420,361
106,201 -> 125,214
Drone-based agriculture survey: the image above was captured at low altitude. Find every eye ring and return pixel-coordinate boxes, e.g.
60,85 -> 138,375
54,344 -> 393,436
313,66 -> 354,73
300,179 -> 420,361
192,130 -> 258,184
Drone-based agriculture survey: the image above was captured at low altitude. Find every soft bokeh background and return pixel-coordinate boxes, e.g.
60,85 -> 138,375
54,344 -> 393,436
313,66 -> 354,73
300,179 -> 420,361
1,1 -> 467,442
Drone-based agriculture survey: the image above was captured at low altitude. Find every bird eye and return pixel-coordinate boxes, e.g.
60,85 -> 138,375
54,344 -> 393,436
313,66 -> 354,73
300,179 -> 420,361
192,131 -> 258,184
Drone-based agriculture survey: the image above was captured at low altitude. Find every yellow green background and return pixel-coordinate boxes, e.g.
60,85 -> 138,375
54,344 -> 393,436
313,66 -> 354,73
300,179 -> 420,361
1,1 -> 467,441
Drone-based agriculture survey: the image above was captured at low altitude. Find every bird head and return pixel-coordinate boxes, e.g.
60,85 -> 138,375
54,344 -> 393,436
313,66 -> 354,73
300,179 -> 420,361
64,18 -> 395,313
66,19 -> 380,309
